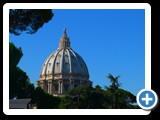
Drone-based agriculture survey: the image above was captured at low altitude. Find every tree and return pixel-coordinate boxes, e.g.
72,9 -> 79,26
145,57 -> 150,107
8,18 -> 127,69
15,67 -> 35,99
63,85 -> 107,109
9,9 -> 53,99
105,73 -> 120,108
31,87 -> 61,109
9,43 -> 35,99
9,42 -> 23,98
105,73 -> 137,109
9,9 -> 53,35
114,89 -> 137,108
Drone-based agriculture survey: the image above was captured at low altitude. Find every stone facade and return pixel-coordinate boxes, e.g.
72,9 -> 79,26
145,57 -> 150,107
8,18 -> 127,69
37,28 -> 92,95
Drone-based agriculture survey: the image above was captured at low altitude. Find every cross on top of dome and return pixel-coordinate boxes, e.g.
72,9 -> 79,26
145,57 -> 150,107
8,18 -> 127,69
64,27 -> 66,33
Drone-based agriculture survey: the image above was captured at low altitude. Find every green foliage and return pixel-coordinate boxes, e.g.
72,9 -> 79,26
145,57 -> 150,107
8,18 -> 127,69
61,74 -> 138,109
9,43 -> 22,98
14,67 -> 35,99
9,42 -> 23,67
9,42 -> 35,99
31,87 -> 61,109
9,43 -> 61,107
105,73 -> 137,109
9,9 -> 54,35
63,85 -> 107,109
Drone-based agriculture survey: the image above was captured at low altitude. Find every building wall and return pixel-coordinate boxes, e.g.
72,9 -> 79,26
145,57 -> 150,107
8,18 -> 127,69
37,78 -> 92,95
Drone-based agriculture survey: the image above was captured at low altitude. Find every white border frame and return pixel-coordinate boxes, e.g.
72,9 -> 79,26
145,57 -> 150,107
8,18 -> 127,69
3,3 -> 151,115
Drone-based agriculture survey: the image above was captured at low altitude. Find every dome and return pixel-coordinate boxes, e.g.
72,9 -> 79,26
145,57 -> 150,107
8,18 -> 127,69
40,48 -> 89,80
37,28 -> 92,95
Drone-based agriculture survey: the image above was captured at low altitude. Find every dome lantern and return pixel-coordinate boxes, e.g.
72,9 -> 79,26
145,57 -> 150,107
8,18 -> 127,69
59,28 -> 70,49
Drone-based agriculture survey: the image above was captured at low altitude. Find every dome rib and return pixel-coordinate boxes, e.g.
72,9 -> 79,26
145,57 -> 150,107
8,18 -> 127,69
52,49 -> 62,75
40,51 -> 56,76
60,49 -> 65,74
69,49 -> 81,75
66,48 -> 72,73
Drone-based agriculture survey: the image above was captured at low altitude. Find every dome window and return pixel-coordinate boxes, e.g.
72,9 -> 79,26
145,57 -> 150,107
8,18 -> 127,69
65,54 -> 68,57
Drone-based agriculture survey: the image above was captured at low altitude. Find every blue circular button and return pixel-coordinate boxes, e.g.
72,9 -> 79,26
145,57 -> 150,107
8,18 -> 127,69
137,89 -> 158,110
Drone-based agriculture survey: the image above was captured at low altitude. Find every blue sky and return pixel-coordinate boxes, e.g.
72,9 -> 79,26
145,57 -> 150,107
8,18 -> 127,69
9,9 -> 145,96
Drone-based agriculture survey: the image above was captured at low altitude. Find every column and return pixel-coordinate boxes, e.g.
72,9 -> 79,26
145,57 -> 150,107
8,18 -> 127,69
61,81 -> 63,94
47,81 -> 50,93
52,82 -> 54,93
58,81 -> 61,94
41,81 -> 45,89
44,81 -> 47,92
48,81 -> 52,94
69,79 -> 74,90
50,81 -> 52,94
